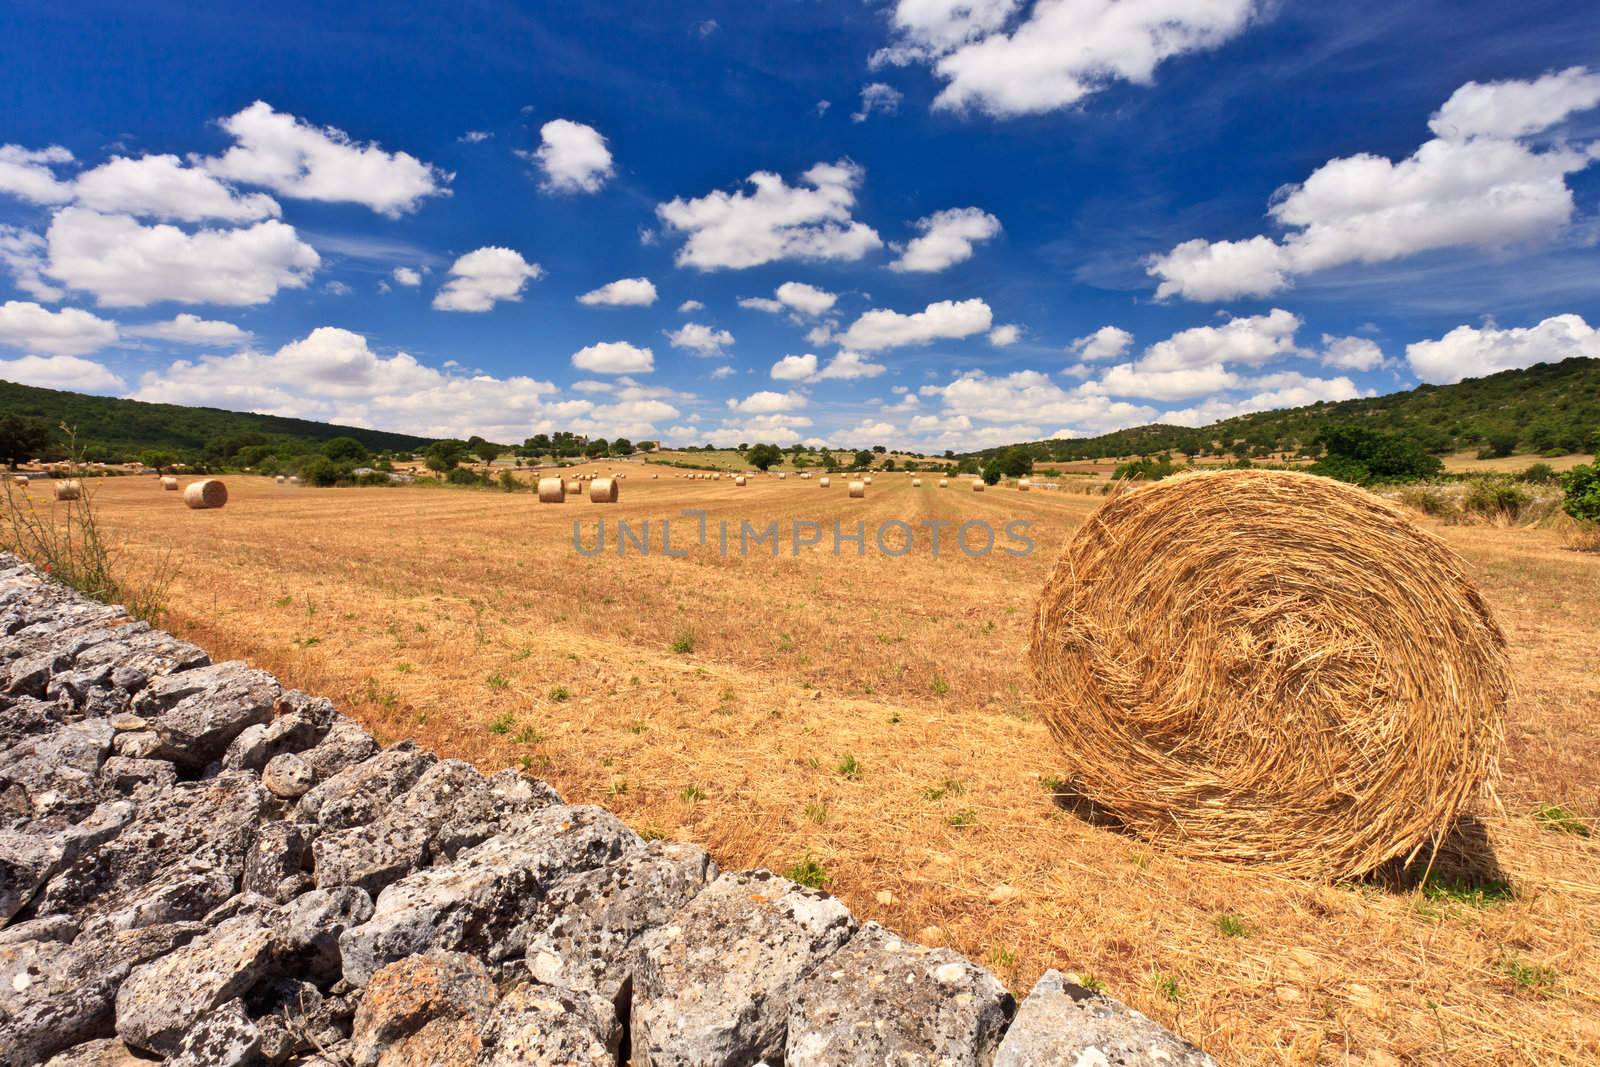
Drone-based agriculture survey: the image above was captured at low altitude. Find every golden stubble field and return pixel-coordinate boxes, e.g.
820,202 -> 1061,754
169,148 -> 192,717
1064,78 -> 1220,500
54,473 -> 1600,1065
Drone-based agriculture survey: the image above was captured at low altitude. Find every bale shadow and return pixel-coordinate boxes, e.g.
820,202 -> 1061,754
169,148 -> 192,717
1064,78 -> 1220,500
1365,814 -> 1511,899
1045,777 -> 1127,831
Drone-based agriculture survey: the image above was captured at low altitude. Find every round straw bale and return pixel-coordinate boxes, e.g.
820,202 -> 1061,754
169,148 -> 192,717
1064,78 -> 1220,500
161,476 -> 179,490
863,476 -> 873,485
275,475 -> 286,484
537,477 -> 566,503
819,477 -> 831,488
652,473 -> 659,479
1028,470 -> 1510,878
183,479 -> 228,509
54,479 -> 81,501
566,480 -> 582,495
13,475 -> 28,486
735,475 -> 747,486
778,472 -> 787,480
848,480 -> 866,498
288,475 -> 301,485
800,472 -> 811,479
938,479 -> 948,488
1018,478 -> 1031,491
971,480 -> 985,492
912,478 -> 922,487
589,477 -> 618,503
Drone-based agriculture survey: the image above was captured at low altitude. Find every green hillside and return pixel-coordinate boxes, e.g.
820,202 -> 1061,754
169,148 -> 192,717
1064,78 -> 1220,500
0,379 -> 435,462
969,357 -> 1600,462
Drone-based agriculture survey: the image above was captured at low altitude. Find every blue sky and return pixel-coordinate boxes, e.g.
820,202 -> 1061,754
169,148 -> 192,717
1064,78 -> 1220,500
1,1 -> 1598,451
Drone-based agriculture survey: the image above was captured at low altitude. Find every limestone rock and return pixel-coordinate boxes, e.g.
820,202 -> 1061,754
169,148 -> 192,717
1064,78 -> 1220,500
349,951 -> 495,1067
993,969 -> 1217,1067
297,741 -> 435,829
263,751 -> 315,799
526,839 -> 717,1006
313,811 -> 431,895
476,982 -> 619,1066
242,821 -> 314,902
298,715 -> 378,781
130,661 -> 280,769
97,755 -> 177,795
0,921 -> 205,1064
339,805 -> 640,986
115,911 -> 278,1054
165,999 -> 262,1067
41,1038 -> 149,1066
786,921 -> 1013,1066
631,869 -> 858,1066
276,885 -> 374,981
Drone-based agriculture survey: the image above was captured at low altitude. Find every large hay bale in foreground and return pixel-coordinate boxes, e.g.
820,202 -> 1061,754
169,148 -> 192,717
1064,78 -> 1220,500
183,479 -> 228,510
589,477 -> 618,503
537,477 -> 566,503
1028,470 -> 1510,878
54,480 -> 81,501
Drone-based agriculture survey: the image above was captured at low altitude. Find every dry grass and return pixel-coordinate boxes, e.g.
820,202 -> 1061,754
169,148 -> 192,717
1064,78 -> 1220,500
71,474 -> 1600,1064
1030,471 -> 1511,878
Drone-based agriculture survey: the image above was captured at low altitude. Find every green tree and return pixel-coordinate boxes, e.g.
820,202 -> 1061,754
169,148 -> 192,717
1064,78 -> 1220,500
1482,428 -> 1518,458
746,443 -> 784,471
1310,426 -> 1442,484
1561,463 -> 1600,523
992,446 -> 1034,478
321,436 -> 369,464
137,449 -> 179,474
0,415 -> 52,469
424,440 -> 467,472
636,440 -> 657,453
584,439 -> 609,459
852,450 -> 873,469
980,459 -> 1003,485
612,438 -> 635,456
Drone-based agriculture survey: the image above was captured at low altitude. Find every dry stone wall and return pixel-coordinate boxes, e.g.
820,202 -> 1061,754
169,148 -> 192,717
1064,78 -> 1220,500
0,554 -> 1216,1066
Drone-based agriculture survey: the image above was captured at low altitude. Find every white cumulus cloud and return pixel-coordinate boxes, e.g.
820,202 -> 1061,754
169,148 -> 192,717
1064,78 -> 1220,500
1405,313 -> 1600,384
1069,324 -> 1133,362
534,119 -> 615,194
770,353 -> 818,381
125,313 -> 251,347
201,101 -> 449,217
1149,68 -> 1600,301
578,277 -> 657,307
877,0 -> 1260,118
432,247 -> 542,312
0,300 -> 118,356
572,341 -> 655,375
852,83 -> 904,123
890,207 -> 1001,272
727,389 -> 806,414
40,208 -> 320,308
392,267 -> 422,287
666,322 -> 734,355
0,354 -> 125,392
656,160 -> 882,270
839,297 -> 992,350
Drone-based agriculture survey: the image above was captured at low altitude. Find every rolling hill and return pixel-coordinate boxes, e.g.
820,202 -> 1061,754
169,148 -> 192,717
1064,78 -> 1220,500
0,379 -> 435,461
966,357 -> 1600,462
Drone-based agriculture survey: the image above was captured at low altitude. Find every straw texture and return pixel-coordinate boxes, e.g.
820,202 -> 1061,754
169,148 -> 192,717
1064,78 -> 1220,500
1027,470 -> 1510,878
183,479 -> 228,509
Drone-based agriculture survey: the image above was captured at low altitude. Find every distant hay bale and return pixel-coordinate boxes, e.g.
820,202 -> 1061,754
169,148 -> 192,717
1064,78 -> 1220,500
1018,479 -> 1031,491
735,475 -> 747,486
54,479 -> 81,501
537,477 -> 566,503
848,480 -> 866,498
819,477 -> 831,488
13,475 -> 28,486
651,474 -> 659,479
778,472 -> 787,480
912,478 -> 922,487
938,479 -> 948,488
275,475 -> 286,485
183,479 -> 228,510
863,476 -> 873,485
971,480 -> 985,492
161,476 -> 179,491
589,477 -> 618,503
1028,470 -> 1511,879
288,476 -> 301,485
566,480 -> 582,495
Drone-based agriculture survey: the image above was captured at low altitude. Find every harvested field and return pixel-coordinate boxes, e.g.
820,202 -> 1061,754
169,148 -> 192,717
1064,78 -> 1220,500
62,475 -> 1600,1064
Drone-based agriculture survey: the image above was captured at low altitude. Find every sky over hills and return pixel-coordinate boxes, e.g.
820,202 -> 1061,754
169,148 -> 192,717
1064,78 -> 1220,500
0,1 -> 1598,450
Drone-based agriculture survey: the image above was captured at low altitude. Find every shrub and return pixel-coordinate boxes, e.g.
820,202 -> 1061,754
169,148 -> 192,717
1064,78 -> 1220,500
1463,479 -> 1529,522
1311,426 -> 1441,484
1113,456 -> 1177,481
446,467 -> 486,486
1560,463 -> 1600,524
1515,463 -> 1558,484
